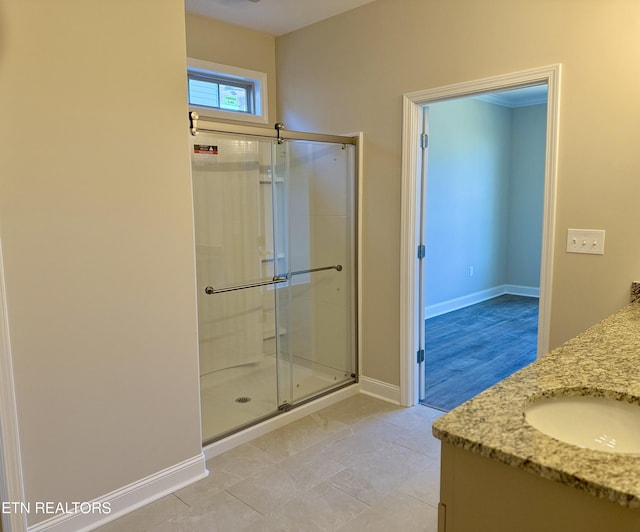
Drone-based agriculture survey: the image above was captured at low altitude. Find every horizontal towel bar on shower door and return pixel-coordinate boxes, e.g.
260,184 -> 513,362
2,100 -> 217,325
289,264 -> 343,277
204,265 -> 342,294
205,276 -> 288,295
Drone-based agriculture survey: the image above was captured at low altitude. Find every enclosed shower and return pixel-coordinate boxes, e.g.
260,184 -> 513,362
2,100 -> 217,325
189,114 -> 358,443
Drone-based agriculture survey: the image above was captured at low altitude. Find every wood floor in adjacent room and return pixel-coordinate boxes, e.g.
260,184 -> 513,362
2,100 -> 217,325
423,294 -> 539,412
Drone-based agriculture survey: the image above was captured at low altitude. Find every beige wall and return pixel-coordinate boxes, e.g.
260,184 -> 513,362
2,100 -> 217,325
185,12 -> 278,125
276,0 -> 640,386
0,0 -> 201,524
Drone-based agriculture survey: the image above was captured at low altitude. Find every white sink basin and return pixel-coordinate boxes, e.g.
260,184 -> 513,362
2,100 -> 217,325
524,395 -> 640,454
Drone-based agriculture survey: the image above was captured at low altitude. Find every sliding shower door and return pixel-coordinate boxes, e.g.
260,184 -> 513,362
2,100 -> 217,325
274,140 -> 356,407
191,127 -> 356,444
192,132 -> 281,442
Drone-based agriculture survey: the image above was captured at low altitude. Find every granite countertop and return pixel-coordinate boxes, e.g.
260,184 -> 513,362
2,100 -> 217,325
432,301 -> 640,509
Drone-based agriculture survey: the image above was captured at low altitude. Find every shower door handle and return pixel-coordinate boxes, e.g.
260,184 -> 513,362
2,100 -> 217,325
205,264 -> 342,294
288,264 -> 342,277
205,276 -> 288,295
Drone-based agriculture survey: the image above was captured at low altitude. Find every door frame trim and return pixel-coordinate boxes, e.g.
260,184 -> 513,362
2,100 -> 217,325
399,64 -> 562,407
0,237 -> 27,532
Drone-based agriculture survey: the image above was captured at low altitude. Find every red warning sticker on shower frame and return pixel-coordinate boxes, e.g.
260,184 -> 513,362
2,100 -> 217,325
194,144 -> 218,154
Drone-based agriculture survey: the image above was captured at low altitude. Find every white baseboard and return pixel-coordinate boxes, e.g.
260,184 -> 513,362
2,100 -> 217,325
425,284 -> 539,319
27,454 -> 208,532
203,383 -> 360,461
359,376 -> 401,405
504,284 -> 540,298
425,286 -> 504,319
26,382 -> 388,531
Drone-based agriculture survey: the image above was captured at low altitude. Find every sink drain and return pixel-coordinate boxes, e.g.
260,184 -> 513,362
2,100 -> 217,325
235,396 -> 252,404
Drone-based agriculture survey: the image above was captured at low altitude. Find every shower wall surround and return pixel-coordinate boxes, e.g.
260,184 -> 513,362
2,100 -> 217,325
286,142 -> 353,374
192,137 -> 266,373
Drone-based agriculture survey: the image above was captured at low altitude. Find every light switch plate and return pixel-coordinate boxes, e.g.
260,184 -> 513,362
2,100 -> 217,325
566,229 -> 605,255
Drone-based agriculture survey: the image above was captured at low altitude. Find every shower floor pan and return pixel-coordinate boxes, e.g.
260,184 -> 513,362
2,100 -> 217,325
200,354 -> 353,443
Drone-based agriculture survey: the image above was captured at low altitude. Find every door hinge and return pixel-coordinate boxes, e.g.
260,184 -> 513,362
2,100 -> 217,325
417,244 -> 426,260
420,133 -> 428,149
417,349 -> 425,364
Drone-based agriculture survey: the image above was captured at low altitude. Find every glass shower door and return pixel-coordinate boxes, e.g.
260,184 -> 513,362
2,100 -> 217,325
191,124 -> 357,444
192,132 -> 289,442
273,139 -> 356,406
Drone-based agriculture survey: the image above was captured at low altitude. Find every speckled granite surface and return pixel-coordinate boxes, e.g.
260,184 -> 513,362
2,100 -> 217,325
432,303 -> 640,509
631,282 -> 640,304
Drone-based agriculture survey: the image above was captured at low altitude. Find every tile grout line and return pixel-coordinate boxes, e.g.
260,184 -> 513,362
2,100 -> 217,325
170,493 -> 192,509
224,488 -> 270,517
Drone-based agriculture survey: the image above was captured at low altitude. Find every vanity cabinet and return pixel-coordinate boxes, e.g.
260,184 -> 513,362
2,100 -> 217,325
433,302 -> 640,532
438,442 -> 640,532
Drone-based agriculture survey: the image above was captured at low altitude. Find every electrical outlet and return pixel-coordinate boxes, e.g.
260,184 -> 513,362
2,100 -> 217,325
566,229 -> 605,255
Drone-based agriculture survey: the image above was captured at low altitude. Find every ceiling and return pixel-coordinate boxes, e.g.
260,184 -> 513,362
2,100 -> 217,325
184,0 -> 377,36
474,85 -> 548,108
183,1 -> 547,107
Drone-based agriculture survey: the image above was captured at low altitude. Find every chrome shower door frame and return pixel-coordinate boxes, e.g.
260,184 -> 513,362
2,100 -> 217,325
191,116 -> 359,443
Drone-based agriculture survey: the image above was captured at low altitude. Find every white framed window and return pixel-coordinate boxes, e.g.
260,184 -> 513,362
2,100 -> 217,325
187,58 -> 268,124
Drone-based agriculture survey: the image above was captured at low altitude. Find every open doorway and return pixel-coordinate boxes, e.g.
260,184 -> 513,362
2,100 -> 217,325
399,65 -> 561,408
421,87 -> 547,410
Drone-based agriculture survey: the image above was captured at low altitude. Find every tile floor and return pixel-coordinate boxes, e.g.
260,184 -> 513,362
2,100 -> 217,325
98,394 -> 443,531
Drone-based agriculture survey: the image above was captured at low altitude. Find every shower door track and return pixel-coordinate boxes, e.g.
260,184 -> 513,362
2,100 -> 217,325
202,378 -> 357,447
189,112 -> 358,146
